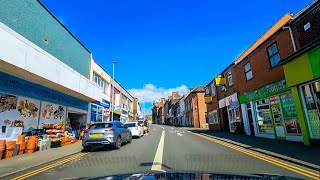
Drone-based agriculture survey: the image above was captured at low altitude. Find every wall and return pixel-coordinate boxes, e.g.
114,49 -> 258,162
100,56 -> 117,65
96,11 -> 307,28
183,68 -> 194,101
234,28 -> 294,96
292,5 -> 320,49
0,0 -> 90,77
197,92 -> 207,128
206,81 -> 221,131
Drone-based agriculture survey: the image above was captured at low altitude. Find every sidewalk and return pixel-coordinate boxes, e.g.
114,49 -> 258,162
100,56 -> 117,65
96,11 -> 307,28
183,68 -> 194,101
184,128 -> 320,170
0,141 -> 82,178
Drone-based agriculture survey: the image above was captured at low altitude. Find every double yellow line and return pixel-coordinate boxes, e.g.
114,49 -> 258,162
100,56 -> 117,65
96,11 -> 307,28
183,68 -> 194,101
192,133 -> 320,180
12,152 -> 88,180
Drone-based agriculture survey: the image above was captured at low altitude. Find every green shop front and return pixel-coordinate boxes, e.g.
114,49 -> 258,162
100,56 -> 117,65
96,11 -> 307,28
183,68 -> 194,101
240,79 -> 304,142
282,43 -> 320,145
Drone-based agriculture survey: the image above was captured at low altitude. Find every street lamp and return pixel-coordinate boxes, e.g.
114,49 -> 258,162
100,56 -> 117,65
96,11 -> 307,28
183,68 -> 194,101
111,61 -> 118,122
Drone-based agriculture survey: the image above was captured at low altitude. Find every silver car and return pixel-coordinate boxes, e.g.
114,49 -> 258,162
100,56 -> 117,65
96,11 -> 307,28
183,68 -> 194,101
82,121 -> 132,151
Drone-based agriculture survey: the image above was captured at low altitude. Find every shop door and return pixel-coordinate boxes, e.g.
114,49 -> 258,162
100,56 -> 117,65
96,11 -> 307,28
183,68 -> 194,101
247,108 -> 255,136
221,107 -> 229,132
270,104 -> 286,139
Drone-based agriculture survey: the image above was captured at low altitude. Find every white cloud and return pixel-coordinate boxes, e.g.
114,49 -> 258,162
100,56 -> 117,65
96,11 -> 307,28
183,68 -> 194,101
128,84 -> 189,103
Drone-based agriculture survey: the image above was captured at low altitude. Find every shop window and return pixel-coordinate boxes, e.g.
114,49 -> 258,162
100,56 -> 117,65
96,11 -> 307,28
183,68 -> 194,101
244,62 -> 253,81
208,110 -> 218,124
267,43 -> 281,68
255,99 -> 274,134
228,71 -> 233,86
91,104 -> 103,123
280,92 -> 301,134
301,80 -> 320,138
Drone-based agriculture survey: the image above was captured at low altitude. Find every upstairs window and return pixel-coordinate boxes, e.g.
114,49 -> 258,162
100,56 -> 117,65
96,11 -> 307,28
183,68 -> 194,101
245,62 -> 253,81
267,43 -> 281,68
228,71 -> 233,86
93,72 -> 107,92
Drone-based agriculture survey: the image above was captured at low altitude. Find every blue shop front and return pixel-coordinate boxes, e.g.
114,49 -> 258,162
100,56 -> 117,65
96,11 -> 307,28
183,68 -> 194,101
0,72 -> 89,138
90,99 -> 110,123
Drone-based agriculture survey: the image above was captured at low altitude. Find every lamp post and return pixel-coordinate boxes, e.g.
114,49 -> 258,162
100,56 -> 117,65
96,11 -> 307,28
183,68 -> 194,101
111,61 -> 118,122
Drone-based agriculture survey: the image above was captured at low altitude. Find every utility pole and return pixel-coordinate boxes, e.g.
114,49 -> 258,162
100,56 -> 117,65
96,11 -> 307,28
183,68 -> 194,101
111,61 -> 117,121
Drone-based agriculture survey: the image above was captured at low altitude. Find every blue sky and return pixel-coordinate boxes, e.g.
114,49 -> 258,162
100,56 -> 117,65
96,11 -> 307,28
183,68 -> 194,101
42,0 -> 312,114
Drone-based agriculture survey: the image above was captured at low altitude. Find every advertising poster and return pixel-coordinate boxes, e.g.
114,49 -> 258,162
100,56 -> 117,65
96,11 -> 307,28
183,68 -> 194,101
39,101 -> 66,129
0,92 -> 18,128
307,109 -> 320,138
0,92 -> 40,131
16,96 -> 40,130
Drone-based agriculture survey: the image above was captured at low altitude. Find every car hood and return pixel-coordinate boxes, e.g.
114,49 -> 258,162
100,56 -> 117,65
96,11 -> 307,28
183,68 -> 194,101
69,171 -> 304,180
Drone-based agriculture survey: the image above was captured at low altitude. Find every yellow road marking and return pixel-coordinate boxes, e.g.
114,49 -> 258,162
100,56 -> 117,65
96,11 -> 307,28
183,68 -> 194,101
191,132 -> 320,180
12,152 -> 88,180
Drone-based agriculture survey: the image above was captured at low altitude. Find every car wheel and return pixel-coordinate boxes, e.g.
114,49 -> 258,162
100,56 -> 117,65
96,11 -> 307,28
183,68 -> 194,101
83,146 -> 91,152
128,133 -> 132,143
114,137 -> 122,149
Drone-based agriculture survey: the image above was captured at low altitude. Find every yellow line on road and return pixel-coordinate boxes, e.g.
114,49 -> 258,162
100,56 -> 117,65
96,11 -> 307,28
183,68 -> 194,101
12,152 -> 88,180
192,132 -> 320,180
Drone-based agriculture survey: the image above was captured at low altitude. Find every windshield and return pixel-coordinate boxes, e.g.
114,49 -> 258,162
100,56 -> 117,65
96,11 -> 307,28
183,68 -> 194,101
125,123 -> 136,127
1,1 -> 319,180
89,123 -> 113,129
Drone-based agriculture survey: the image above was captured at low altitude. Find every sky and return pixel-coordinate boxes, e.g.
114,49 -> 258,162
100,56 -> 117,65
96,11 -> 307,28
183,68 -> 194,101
42,0 -> 313,114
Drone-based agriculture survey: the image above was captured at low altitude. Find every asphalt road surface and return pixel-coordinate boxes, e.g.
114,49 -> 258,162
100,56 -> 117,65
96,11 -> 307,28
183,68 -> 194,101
9,125 -> 320,179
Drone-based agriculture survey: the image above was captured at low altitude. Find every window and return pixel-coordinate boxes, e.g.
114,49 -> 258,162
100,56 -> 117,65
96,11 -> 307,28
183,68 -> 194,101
93,72 -> 107,92
211,84 -> 216,96
89,123 -> 112,129
267,43 -> 281,68
90,104 -> 103,123
244,62 -> 253,81
255,99 -> 274,134
228,71 -> 233,86
208,110 -> 218,124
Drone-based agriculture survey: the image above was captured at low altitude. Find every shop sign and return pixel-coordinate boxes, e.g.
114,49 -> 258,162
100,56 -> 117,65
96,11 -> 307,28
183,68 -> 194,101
219,93 -> 238,108
215,77 -> 226,86
92,99 -> 110,109
0,72 -> 88,110
205,95 -> 212,104
229,101 -> 239,109
39,101 -> 66,129
240,79 -> 289,103
111,105 -> 121,115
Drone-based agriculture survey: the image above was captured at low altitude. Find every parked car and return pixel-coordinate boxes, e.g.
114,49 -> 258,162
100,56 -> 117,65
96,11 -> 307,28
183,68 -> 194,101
138,120 -> 149,134
82,121 -> 132,151
125,122 -> 144,138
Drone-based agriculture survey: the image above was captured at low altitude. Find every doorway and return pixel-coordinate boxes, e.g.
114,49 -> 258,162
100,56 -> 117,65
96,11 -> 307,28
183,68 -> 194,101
246,103 -> 255,136
67,112 -> 87,138
221,107 -> 230,132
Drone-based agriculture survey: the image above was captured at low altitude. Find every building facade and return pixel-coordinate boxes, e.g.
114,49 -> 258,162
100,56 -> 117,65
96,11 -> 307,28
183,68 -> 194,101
235,14 -> 304,142
281,1 -> 320,145
185,87 -> 207,128
0,0 -> 103,131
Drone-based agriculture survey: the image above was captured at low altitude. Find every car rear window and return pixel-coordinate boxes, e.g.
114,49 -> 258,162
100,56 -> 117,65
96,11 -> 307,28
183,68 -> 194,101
126,123 -> 136,127
89,123 -> 113,129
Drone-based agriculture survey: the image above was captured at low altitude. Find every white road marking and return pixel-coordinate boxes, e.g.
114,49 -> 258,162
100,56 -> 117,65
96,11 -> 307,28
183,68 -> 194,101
151,130 -> 165,171
177,133 -> 182,136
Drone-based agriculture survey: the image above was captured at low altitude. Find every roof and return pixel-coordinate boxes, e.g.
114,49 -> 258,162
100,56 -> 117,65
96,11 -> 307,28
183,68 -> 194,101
185,86 -> 205,99
234,13 -> 293,65
290,0 -> 319,24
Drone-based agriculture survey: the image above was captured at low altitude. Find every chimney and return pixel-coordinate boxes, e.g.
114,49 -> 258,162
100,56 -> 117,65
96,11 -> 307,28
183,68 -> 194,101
189,87 -> 194,91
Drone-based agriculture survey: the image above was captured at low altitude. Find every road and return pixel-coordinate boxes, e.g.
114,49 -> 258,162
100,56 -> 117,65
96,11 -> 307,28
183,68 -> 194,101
8,125 -> 320,179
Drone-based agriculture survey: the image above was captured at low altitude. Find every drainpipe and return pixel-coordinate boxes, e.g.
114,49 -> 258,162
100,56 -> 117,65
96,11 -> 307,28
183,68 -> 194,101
283,25 -> 297,52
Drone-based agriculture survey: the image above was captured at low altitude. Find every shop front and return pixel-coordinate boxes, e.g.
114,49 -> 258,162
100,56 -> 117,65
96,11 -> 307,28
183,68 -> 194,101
0,72 -> 89,158
89,99 -> 110,123
120,108 -> 129,123
218,93 -> 241,133
110,105 -> 121,121
282,44 -> 320,145
240,79 -> 303,142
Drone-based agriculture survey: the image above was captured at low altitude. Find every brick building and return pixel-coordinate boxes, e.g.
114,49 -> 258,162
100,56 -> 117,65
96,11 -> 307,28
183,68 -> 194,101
185,86 -> 207,128
205,79 -> 220,131
235,13 -> 305,142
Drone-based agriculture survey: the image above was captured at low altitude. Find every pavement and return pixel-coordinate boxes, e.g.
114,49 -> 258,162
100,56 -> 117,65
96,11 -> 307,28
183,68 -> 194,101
0,141 -> 82,178
184,128 -> 320,168
0,124 -> 319,180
